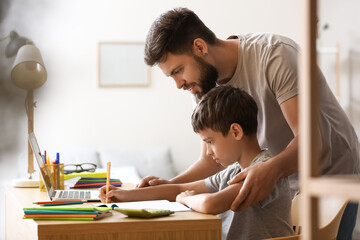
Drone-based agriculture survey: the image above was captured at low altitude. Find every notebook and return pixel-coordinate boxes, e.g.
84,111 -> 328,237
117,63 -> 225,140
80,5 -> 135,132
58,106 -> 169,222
29,132 -> 100,202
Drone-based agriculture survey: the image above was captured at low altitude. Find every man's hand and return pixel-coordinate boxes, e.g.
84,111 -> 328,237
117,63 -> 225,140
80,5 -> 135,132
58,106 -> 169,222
227,161 -> 278,212
136,176 -> 170,188
98,185 -> 121,203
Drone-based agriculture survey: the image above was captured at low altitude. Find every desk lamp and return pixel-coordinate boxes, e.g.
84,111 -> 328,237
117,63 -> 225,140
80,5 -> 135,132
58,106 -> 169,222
11,41 -> 47,187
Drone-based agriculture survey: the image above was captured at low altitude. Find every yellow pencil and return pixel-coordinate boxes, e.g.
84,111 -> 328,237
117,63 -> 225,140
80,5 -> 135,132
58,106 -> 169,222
106,162 -> 111,204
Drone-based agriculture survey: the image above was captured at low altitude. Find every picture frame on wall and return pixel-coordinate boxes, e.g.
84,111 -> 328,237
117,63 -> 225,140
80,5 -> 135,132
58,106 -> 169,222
98,42 -> 150,87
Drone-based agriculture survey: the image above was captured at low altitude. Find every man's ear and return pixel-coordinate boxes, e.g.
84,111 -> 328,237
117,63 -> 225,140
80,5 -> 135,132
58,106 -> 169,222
192,38 -> 208,57
230,123 -> 243,140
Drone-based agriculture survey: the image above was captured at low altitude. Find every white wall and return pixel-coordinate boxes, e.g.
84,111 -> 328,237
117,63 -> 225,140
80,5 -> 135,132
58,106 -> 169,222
318,0 -> 360,138
0,0 -> 302,239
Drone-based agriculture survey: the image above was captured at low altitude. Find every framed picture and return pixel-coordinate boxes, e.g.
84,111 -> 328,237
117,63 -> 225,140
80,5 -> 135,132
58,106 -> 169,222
98,42 -> 150,87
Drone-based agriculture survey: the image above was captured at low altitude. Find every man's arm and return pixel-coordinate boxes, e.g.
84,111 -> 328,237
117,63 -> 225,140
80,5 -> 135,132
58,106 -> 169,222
137,141 -> 224,188
99,179 -> 210,203
177,183 -> 243,215
228,96 -> 299,211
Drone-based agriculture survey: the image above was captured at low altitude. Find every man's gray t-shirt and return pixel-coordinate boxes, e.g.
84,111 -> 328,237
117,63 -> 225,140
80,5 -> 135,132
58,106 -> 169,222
226,33 -> 360,195
205,150 -> 293,240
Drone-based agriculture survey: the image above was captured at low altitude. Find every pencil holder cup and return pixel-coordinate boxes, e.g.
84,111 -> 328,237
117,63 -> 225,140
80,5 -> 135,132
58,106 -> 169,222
39,163 -> 64,192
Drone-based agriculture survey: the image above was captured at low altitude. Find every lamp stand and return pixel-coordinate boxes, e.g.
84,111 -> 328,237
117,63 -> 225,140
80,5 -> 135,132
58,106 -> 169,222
26,90 -> 35,177
13,90 -> 39,188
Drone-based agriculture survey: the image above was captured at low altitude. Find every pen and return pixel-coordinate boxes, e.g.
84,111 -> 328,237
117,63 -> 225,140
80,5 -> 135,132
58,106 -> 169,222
55,152 -> 60,164
40,201 -> 84,206
33,200 -> 84,204
106,162 -> 111,204
55,152 -> 60,189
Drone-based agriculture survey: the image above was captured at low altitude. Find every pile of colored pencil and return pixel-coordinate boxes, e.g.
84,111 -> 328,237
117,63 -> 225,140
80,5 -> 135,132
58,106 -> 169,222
70,177 -> 122,189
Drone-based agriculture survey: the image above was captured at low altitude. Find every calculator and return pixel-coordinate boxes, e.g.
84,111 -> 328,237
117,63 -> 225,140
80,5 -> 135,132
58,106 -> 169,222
114,208 -> 174,218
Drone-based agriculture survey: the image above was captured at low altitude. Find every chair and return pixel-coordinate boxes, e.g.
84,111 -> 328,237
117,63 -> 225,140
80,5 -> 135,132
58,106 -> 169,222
292,194 -> 348,240
265,194 -> 348,240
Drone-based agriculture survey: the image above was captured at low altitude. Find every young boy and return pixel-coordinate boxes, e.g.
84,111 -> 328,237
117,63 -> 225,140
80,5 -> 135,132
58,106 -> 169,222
99,86 -> 293,240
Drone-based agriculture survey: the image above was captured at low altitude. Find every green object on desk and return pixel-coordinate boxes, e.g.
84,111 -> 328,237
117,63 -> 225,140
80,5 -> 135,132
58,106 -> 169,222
64,172 -> 107,180
114,208 -> 174,218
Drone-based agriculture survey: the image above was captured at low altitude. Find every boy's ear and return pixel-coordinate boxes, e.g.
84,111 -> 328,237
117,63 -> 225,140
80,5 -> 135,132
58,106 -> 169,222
230,123 -> 243,140
192,38 -> 208,57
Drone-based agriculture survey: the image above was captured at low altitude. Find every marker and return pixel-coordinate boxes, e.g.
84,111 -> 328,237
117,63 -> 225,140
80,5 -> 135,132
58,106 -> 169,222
55,152 -> 60,164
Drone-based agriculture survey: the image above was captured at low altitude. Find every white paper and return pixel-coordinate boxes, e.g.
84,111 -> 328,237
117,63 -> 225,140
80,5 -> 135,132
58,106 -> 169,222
94,200 -> 191,212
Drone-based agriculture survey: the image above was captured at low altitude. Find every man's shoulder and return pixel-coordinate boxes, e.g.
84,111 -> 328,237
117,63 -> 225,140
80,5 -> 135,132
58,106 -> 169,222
230,33 -> 299,50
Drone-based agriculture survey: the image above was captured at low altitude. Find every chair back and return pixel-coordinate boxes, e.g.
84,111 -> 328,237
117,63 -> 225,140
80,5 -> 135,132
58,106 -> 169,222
291,193 -> 348,240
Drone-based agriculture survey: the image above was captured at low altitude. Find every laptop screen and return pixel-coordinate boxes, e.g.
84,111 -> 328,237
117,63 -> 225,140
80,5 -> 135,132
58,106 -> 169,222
28,132 -> 55,199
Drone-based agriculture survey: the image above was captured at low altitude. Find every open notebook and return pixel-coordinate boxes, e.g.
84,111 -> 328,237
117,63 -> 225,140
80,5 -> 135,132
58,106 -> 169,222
29,132 -> 100,201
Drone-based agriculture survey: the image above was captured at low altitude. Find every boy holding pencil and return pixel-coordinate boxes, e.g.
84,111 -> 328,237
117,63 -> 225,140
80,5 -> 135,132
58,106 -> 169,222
99,86 -> 293,240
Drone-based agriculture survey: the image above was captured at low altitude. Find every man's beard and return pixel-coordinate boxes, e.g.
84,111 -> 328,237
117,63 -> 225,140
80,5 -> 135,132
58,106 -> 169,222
193,55 -> 218,100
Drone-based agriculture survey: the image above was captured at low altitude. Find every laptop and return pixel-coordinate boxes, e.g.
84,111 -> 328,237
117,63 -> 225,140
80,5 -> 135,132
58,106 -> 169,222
29,132 -> 101,201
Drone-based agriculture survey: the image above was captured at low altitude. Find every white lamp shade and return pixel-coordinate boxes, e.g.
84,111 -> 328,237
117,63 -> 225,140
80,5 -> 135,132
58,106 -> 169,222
11,44 -> 47,90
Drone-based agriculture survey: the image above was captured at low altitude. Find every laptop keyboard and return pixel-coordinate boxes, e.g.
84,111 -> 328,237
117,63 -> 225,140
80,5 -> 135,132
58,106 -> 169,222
53,190 -> 91,199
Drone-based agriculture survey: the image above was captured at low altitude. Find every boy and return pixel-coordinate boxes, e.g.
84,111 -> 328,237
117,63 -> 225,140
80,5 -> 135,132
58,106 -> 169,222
99,86 -> 293,240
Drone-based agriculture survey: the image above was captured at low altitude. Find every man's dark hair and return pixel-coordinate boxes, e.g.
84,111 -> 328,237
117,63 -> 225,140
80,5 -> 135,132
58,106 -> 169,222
192,85 -> 258,136
144,7 -> 217,66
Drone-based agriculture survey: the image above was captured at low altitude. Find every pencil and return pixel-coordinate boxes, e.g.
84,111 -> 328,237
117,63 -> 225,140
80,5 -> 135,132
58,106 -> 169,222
106,161 -> 111,204
33,200 -> 83,205
39,201 -> 84,206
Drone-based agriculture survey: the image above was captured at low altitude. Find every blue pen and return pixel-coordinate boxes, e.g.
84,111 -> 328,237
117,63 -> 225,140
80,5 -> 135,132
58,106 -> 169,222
54,152 -> 61,189
55,152 -> 60,164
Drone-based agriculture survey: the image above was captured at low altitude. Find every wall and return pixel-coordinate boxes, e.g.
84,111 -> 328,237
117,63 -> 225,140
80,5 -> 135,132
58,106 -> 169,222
318,0 -> 360,137
0,0 -> 302,239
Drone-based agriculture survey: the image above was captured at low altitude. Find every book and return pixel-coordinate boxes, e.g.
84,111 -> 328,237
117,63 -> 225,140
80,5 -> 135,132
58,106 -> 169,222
23,206 -> 112,220
95,200 -> 191,212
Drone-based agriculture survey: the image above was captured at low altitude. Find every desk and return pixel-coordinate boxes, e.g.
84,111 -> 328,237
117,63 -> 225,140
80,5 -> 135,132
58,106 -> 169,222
5,185 -> 221,240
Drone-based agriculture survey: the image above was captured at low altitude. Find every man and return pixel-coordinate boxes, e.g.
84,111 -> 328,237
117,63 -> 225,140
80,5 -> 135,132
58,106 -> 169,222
140,7 -> 360,239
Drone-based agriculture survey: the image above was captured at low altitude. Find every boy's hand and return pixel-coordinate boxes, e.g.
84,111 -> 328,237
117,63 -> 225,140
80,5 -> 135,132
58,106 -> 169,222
176,190 -> 196,203
227,161 -> 278,212
98,185 -> 120,203
136,176 -> 170,188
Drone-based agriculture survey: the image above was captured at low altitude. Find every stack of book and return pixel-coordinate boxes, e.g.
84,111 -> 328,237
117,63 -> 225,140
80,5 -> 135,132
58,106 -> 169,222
70,177 -> 122,189
23,206 -> 112,221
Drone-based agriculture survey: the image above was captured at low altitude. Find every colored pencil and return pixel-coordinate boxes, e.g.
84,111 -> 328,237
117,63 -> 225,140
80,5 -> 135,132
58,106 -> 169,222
39,202 -> 84,206
33,200 -> 84,205
106,162 -> 111,204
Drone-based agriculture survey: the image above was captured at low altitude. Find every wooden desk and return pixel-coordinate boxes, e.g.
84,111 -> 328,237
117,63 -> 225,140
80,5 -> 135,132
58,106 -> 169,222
5,185 -> 221,240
